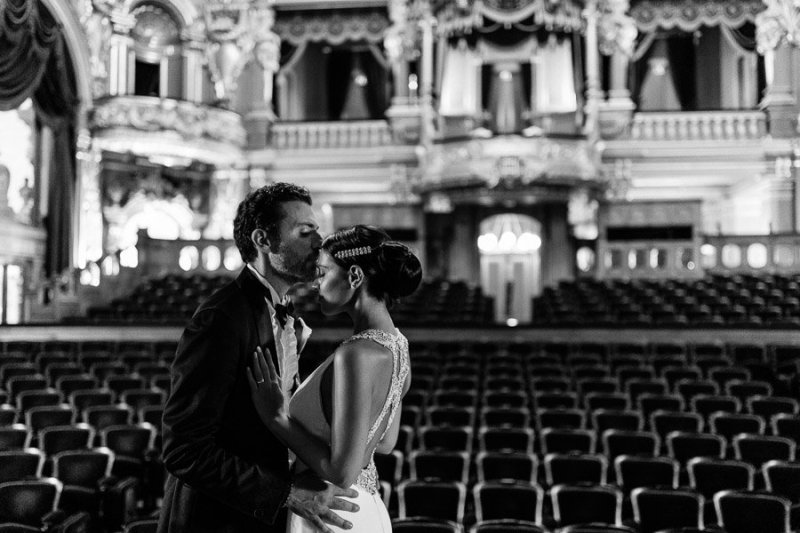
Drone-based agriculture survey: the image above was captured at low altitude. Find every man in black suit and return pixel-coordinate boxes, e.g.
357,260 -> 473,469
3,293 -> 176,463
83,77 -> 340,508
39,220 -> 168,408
158,183 -> 358,533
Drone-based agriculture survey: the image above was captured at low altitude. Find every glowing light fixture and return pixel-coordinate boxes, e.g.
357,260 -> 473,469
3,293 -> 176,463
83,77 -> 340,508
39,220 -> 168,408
120,246 -> 139,268
517,232 -> 541,252
498,231 -> 517,252
477,233 -> 498,252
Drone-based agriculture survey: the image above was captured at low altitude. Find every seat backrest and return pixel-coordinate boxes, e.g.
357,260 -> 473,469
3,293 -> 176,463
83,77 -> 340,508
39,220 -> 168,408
714,490 -> 791,533
666,431 -> 725,463
0,424 -> 30,451
540,428 -> 595,455
591,410 -> 642,432
602,430 -> 659,460
550,484 -> 622,527
763,460 -> 800,503
101,423 -> 155,458
0,478 -> 62,526
536,408 -> 586,430
52,448 -> 114,487
0,449 -> 44,483
473,481 -> 543,523
709,412 -> 765,441
649,410 -> 703,439
479,427 -> 534,454
772,414 -> 800,442
690,395 -> 741,417
84,404 -> 134,430
468,518 -> 545,533
631,487 -> 703,533
614,455 -> 678,492
398,480 -> 467,523
419,425 -> 473,453
409,451 -> 470,484
123,518 -> 159,533
687,457 -> 754,499
391,517 -> 463,533
475,452 -> 537,484
39,424 -> 94,456
544,453 -> 607,486
733,434 -> 796,467
748,396 -> 800,418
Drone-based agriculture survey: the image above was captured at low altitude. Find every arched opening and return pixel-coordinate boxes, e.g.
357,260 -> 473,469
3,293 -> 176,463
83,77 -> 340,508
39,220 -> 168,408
478,213 -> 542,324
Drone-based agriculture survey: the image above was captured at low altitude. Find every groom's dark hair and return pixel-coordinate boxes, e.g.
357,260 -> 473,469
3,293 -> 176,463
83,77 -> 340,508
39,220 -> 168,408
234,182 -> 312,263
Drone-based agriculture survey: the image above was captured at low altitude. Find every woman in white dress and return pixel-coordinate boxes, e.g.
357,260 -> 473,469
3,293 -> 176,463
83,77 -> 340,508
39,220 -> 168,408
248,225 -> 422,533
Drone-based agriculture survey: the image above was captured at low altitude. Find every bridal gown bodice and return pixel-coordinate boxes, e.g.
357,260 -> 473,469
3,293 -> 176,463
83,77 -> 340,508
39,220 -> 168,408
285,329 -> 409,533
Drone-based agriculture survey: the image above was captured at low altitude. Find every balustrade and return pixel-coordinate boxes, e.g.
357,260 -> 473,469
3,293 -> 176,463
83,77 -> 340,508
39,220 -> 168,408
271,120 -> 393,149
629,111 -> 766,141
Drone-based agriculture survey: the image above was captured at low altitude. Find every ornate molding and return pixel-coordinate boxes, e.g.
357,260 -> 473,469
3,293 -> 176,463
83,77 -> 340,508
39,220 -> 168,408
756,0 -> 800,52
90,96 -> 246,148
436,0 -> 584,34
631,0 -> 764,32
275,9 -> 390,46
420,135 -> 601,200
598,0 -> 637,56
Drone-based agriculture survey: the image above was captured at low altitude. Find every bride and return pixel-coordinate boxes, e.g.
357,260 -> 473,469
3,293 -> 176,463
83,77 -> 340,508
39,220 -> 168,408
248,224 -> 421,532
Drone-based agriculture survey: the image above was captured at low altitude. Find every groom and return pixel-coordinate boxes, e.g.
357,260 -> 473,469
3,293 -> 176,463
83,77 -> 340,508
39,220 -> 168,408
158,183 -> 358,533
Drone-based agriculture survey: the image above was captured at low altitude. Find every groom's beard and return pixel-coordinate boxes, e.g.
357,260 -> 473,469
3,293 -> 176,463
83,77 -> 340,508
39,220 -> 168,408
271,248 -> 318,283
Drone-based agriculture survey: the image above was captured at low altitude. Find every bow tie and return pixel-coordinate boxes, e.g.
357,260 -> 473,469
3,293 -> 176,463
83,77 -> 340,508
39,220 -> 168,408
274,300 -> 295,328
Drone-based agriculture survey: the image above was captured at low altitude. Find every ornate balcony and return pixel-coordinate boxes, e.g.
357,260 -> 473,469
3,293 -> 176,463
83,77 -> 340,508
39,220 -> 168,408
89,96 -> 246,165
419,134 -> 602,204
629,110 -> 767,141
270,120 -> 393,150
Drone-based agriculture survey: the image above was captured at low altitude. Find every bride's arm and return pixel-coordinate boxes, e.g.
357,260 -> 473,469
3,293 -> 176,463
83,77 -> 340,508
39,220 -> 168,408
249,344 -> 377,488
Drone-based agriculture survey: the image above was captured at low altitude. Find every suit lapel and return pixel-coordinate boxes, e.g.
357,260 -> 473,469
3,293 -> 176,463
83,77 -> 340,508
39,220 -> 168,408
236,268 -> 280,370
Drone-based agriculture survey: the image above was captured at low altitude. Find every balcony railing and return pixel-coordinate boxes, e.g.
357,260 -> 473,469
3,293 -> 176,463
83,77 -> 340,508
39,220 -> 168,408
271,120 -> 393,149
629,110 -> 766,141
703,234 -> 800,274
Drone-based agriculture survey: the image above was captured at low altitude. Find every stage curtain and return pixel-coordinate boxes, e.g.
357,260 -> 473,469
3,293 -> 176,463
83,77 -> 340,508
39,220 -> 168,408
531,35 -> 577,114
439,40 -> 481,116
36,37 -> 79,277
0,0 -> 60,110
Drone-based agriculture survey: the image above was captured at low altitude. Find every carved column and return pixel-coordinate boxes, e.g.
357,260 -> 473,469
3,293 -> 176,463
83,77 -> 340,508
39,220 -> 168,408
419,2 -> 436,146
583,0 -> 603,140
107,9 -> 135,96
75,136 -> 104,268
245,1 -> 280,148
182,22 -> 206,103
203,1 -> 256,107
756,2 -> 798,137
597,0 -> 637,139
385,0 -> 426,145
204,168 -> 250,240
769,156 -> 796,232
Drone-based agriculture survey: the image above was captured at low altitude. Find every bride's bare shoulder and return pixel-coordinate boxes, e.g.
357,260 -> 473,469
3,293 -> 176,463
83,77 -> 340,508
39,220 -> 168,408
332,339 -> 392,373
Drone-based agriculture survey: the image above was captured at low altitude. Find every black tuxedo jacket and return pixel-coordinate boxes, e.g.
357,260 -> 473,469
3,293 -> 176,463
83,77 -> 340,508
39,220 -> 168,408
158,268 -> 292,533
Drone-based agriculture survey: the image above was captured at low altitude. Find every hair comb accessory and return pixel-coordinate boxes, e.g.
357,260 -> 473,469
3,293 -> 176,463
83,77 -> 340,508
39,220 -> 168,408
334,246 -> 372,260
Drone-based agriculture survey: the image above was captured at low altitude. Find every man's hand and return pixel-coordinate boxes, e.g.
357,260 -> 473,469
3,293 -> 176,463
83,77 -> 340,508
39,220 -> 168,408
286,471 -> 360,532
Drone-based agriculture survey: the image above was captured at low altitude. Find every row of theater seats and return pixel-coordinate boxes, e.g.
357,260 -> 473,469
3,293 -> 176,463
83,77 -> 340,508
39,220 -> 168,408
0,341 -> 172,531
77,274 -> 494,326
373,340 -> 800,531
534,273 -> 800,327
0,337 -> 798,532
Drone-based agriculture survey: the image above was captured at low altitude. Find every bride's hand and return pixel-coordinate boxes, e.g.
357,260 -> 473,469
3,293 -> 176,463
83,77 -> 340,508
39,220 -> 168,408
247,346 -> 287,426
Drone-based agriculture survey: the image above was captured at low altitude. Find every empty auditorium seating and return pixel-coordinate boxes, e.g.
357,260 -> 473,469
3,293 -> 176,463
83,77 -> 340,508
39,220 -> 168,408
3,328 -> 800,531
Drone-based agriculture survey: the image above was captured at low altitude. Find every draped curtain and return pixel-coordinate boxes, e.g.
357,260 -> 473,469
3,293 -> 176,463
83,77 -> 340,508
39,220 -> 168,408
1,0 -> 79,276
531,34 -> 578,114
439,40 -> 481,116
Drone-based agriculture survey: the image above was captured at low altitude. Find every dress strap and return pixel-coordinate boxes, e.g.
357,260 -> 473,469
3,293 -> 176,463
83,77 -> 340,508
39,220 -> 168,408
341,330 -> 409,445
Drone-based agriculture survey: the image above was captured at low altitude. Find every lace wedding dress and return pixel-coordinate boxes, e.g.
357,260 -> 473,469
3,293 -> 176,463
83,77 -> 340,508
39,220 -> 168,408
286,329 -> 409,533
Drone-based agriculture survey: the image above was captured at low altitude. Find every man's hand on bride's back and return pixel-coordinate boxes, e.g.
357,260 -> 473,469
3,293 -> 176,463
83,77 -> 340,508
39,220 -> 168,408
286,470 -> 359,532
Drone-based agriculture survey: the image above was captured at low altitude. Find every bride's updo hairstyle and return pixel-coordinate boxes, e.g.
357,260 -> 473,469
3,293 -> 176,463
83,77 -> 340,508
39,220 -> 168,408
322,225 -> 422,306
